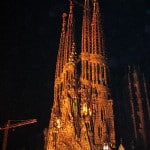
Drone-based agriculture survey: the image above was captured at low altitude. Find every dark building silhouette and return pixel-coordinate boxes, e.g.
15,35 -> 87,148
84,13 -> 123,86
116,66 -> 150,150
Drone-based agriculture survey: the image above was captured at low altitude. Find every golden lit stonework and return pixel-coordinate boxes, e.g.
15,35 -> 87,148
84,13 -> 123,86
46,0 -> 116,149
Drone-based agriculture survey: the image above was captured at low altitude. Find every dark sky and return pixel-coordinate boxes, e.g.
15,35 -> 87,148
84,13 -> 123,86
0,0 -> 149,149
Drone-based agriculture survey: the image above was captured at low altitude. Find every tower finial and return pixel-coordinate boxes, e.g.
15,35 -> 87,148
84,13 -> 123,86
93,0 -> 99,12
69,0 -> 73,13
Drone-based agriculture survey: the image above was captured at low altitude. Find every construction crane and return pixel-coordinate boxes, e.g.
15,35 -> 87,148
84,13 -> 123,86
0,119 -> 37,150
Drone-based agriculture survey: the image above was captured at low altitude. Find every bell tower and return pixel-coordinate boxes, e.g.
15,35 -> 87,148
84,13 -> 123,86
80,0 -> 116,147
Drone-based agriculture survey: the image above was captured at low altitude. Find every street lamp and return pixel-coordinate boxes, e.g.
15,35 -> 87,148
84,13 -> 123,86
103,143 -> 110,150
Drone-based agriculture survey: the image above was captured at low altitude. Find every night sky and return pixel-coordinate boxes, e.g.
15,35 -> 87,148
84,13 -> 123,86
0,0 -> 149,149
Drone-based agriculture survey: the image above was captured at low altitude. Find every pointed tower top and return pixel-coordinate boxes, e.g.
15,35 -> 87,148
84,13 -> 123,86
81,0 -> 91,53
93,0 -> 99,12
69,0 -> 73,13
91,0 -> 104,55
84,0 -> 90,9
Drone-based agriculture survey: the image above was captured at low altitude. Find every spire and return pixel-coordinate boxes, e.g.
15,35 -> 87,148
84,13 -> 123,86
91,0 -> 104,55
81,0 -> 91,53
63,0 -> 75,64
53,13 -> 67,117
55,13 -> 67,78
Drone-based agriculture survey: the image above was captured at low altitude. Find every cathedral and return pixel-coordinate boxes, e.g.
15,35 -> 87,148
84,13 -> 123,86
45,0 -> 149,150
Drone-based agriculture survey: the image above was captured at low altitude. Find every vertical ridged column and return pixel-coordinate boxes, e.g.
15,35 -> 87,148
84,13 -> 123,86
55,13 -> 67,79
90,0 -> 116,146
81,0 -> 91,84
53,13 -> 67,116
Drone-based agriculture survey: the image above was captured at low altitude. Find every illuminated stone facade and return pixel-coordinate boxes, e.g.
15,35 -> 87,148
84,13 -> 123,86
46,0 -> 116,149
